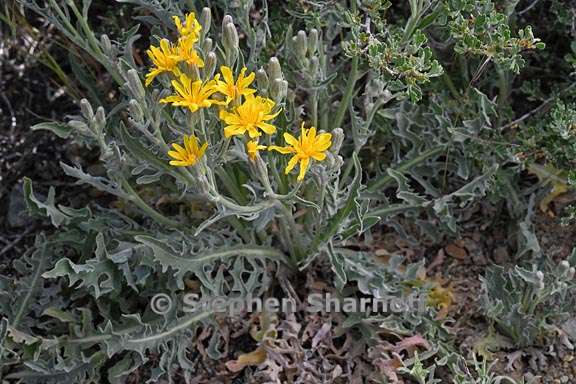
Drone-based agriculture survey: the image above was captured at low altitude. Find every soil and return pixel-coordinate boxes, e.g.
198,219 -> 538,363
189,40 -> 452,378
1,3 -> 576,384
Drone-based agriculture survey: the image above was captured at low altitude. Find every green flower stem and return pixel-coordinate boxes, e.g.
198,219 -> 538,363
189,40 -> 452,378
310,89 -> 319,128
367,145 -> 448,193
211,194 -> 276,214
199,109 -> 209,146
276,201 -> 304,263
255,156 -> 302,200
278,214 -> 299,266
215,137 -> 231,165
340,149 -> 358,183
319,50 -> 329,132
253,157 -> 304,262
333,55 -> 358,129
64,0 -> 124,85
121,178 -> 185,229
225,216 -> 253,243
215,167 -> 248,205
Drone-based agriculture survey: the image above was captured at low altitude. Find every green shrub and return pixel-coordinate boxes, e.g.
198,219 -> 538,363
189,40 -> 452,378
3,0 -> 574,382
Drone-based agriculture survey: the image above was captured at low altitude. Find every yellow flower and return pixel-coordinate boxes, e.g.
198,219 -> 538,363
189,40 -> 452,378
219,95 -> 279,138
173,35 -> 204,68
160,73 -> 220,112
246,139 -> 267,161
167,135 -> 207,167
145,39 -> 180,86
173,12 -> 202,43
269,123 -> 332,181
213,66 -> 256,104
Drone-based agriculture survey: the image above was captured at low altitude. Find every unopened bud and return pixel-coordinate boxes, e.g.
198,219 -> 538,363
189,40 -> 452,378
222,15 -> 233,28
267,57 -> 282,81
128,99 -> 144,122
95,107 -> 106,128
569,267 -> 575,280
270,79 -> 288,103
100,34 -> 113,56
126,69 -> 146,101
223,22 -> 239,52
204,52 -> 217,78
560,260 -> 571,272
536,271 -> 544,281
256,68 -> 269,91
200,7 -> 211,35
202,37 -> 213,53
308,29 -> 319,55
80,99 -> 94,120
310,56 -> 319,76
295,30 -> 308,60
68,120 -> 89,134
330,128 -> 345,155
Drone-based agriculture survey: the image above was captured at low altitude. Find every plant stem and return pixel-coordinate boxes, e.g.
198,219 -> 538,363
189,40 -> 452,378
333,56 -> 358,129
121,178 -> 184,229
367,145 -> 447,192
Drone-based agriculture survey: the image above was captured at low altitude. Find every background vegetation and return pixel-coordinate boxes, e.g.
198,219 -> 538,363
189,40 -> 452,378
1,0 -> 576,383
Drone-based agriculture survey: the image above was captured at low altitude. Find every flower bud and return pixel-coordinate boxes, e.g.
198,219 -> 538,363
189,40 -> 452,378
560,260 -> 571,272
100,34 -> 113,56
128,99 -> 144,122
204,52 -> 217,78
310,56 -> 319,76
126,69 -> 146,101
200,7 -> 211,35
267,57 -> 283,81
569,267 -> 575,280
80,99 -> 94,120
256,68 -> 269,91
68,120 -> 89,134
202,37 -> 213,53
222,15 -> 233,28
270,79 -> 288,104
330,128 -> 345,155
223,22 -> 239,52
308,28 -> 319,55
295,30 -> 308,60
95,107 -> 107,129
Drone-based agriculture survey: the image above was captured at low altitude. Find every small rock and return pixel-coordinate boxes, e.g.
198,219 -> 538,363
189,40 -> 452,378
493,246 -> 509,264
445,243 -> 467,259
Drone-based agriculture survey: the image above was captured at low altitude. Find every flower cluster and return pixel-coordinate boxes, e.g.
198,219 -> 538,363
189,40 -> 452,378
146,12 -> 333,180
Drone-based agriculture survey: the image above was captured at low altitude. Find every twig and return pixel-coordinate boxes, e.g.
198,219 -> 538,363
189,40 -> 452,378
498,82 -> 576,131
518,0 -> 542,16
468,56 -> 492,88
0,227 -> 33,257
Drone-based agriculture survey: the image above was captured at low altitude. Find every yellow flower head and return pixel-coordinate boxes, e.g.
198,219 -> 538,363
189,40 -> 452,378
269,123 -> 332,181
246,139 -> 267,161
145,39 -> 180,86
214,66 -> 256,105
168,135 -> 207,167
219,95 -> 279,138
172,35 -> 204,68
173,12 -> 202,43
160,73 -> 219,112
